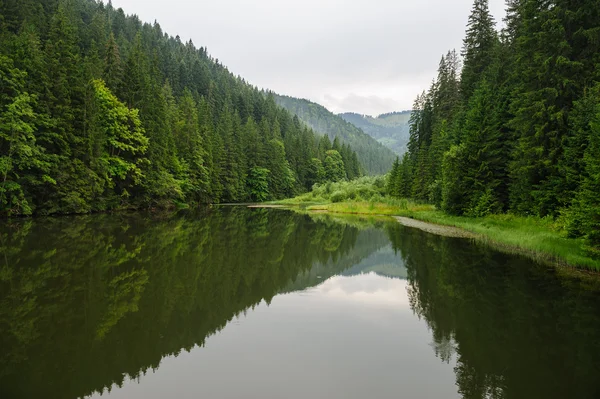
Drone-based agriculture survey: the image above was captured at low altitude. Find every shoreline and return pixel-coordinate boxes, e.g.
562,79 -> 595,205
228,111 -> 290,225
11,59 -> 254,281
274,201 -> 600,273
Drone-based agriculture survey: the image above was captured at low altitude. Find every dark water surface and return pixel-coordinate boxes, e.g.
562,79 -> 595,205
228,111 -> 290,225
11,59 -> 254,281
1,207 -> 600,399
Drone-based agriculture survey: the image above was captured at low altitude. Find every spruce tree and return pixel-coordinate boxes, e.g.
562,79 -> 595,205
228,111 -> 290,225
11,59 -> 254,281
386,158 -> 400,197
460,0 -> 497,102
103,32 -> 123,93
567,98 -> 600,254
508,0 -> 584,216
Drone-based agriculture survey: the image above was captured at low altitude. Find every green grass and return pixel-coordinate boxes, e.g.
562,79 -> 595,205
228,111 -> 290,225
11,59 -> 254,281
278,176 -> 388,204
278,197 -> 600,272
401,210 -> 600,271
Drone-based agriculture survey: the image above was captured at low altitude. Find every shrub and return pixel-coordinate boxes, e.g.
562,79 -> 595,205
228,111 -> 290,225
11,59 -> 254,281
330,191 -> 346,203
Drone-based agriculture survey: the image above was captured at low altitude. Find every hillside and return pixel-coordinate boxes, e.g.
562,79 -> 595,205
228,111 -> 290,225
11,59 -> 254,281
274,94 -> 396,175
340,111 -> 412,156
0,0 -> 364,216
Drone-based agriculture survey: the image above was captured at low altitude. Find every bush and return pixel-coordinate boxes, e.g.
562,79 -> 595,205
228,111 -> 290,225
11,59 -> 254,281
330,191 -> 346,203
288,176 -> 389,204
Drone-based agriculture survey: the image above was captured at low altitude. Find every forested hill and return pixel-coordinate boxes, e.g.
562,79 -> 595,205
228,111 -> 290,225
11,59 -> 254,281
387,0 -> 600,252
340,111 -> 412,156
0,0 -> 363,216
273,94 -> 396,175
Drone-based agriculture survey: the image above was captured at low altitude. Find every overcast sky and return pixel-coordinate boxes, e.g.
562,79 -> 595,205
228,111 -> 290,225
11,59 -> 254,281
110,0 -> 507,116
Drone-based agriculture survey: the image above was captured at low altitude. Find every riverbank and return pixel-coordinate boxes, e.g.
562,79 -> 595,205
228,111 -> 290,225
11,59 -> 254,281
275,200 -> 600,272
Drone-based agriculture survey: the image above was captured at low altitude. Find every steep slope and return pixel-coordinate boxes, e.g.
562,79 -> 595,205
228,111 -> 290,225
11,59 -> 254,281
0,0 -> 365,216
274,94 -> 396,175
340,111 -> 412,156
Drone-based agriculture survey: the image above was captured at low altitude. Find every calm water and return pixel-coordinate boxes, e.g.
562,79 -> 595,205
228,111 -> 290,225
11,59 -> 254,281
1,207 -> 600,399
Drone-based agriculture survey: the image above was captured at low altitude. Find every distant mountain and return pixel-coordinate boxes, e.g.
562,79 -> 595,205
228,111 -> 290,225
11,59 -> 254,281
281,228 -> 393,293
273,94 -> 397,175
340,111 -> 412,156
341,245 -> 407,279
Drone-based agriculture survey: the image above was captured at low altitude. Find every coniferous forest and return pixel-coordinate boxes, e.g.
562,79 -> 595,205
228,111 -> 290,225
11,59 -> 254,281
0,0 -> 365,216
387,0 -> 600,253
273,94 -> 397,174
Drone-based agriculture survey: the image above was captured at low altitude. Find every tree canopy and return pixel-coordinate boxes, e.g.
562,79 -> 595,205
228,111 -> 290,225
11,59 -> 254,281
0,0 -> 363,216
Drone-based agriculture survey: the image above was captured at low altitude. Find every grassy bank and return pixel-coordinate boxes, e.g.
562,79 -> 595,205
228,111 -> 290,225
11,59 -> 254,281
277,194 -> 600,271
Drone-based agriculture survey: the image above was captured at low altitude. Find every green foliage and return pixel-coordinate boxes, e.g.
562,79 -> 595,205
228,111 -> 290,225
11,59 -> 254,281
340,111 -> 412,156
330,190 -> 346,203
0,55 -> 49,216
274,93 -> 395,175
323,150 -> 346,182
395,0 -> 600,253
306,158 -> 325,188
566,94 -> 600,255
247,167 -> 269,202
286,176 -> 387,204
460,0 -> 497,101
386,157 -> 400,196
440,144 -> 466,215
91,79 -> 148,189
0,0 -> 368,215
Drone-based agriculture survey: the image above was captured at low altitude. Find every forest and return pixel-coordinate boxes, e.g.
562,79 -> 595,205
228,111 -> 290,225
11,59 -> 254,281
387,0 -> 600,253
0,0 -> 364,216
339,111 -> 412,156
274,93 -> 397,174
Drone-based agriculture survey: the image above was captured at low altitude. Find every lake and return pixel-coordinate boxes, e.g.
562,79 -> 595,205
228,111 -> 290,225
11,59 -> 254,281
1,207 -> 600,398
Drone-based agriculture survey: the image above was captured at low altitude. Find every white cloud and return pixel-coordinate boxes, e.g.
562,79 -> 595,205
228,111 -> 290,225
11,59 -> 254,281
110,0 -> 508,114
307,272 -> 410,307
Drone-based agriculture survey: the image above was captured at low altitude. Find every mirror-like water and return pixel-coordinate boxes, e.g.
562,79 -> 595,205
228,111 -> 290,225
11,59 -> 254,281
1,208 -> 599,398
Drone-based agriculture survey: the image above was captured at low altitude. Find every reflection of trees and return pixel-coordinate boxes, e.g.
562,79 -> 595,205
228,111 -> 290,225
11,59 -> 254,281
387,224 -> 600,399
0,208 -> 381,399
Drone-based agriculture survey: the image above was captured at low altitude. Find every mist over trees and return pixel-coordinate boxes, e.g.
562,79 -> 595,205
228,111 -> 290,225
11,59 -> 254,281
339,111 -> 412,157
274,94 -> 397,175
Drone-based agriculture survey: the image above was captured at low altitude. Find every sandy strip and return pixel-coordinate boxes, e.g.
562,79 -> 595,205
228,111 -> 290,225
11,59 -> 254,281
247,204 -> 287,209
394,216 -> 475,238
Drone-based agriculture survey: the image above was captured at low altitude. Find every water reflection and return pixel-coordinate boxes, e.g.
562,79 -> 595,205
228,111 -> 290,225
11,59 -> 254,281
311,272 -> 410,307
0,208 -> 391,399
88,271 -> 456,399
0,208 -> 599,399
387,223 -> 600,399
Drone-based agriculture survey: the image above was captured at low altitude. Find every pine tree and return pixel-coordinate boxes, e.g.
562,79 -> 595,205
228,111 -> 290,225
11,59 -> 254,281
318,134 -> 332,158
508,0 -> 584,216
567,97 -> 600,254
266,138 -> 295,199
460,79 -> 506,216
386,157 -> 400,197
103,32 -> 123,93
561,85 -> 600,208
218,106 -> 240,202
175,89 -> 209,203
306,158 -> 325,189
460,0 -> 497,102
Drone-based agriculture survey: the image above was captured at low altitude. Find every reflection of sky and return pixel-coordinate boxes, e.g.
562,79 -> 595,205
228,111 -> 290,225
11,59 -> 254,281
309,272 -> 410,308
89,273 -> 458,399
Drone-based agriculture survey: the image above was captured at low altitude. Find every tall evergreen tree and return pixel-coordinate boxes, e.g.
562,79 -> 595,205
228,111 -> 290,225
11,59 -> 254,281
460,0 -> 497,102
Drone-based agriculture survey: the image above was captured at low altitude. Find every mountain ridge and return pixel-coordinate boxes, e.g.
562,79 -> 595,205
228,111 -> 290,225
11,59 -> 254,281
339,111 -> 412,156
273,94 -> 397,175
